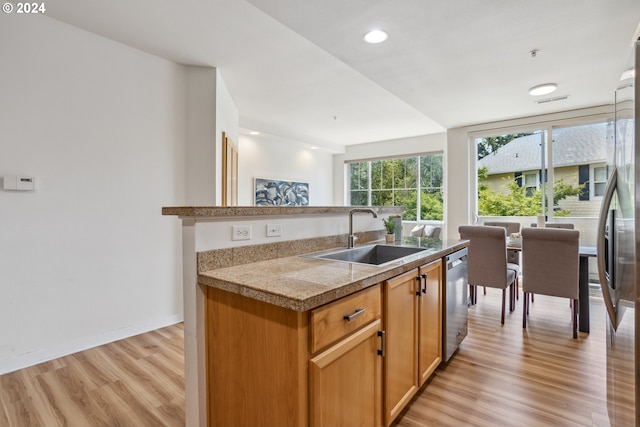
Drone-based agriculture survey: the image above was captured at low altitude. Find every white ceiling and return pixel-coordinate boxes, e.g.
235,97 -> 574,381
46,0 -> 640,151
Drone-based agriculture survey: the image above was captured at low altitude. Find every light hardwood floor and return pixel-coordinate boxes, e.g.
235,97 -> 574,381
1,289 -> 610,427
394,288 -> 610,427
0,324 -> 185,427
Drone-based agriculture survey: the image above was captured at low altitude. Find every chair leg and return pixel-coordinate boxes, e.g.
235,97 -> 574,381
572,299 -> 578,339
522,292 -> 527,329
509,283 -> 516,312
501,289 -> 506,325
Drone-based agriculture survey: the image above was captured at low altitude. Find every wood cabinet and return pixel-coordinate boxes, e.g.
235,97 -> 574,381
206,283 -> 383,427
205,258 -> 442,427
383,259 -> 442,426
309,284 -> 383,427
309,319 -> 382,427
418,260 -> 443,386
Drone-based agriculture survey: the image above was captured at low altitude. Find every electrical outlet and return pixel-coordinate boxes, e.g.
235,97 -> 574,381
266,223 -> 282,237
232,225 -> 252,241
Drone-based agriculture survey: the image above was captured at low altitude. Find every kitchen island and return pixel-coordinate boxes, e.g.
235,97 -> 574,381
163,206 -> 466,427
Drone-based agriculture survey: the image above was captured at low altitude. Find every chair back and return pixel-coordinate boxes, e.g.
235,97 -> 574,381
522,227 -> 580,299
409,224 -> 425,236
423,226 -> 441,239
484,221 -> 521,264
458,225 -> 510,289
484,221 -> 521,235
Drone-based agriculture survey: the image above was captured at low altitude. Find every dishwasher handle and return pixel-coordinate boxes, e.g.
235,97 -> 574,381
447,256 -> 467,270
446,248 -> 468,270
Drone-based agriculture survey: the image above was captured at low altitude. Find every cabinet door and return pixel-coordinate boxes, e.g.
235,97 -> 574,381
309,319 -> 383,427
383,269 -> 419,427
418,260 -> 443,386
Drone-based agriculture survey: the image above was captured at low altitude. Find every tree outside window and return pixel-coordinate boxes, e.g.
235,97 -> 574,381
348,154 -> 443,221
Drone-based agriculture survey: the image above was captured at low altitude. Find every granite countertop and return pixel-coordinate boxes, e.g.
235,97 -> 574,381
162,205 -> 403,218
199,237 -> 468,312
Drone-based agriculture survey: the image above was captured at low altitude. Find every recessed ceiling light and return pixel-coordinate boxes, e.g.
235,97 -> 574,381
249,131 -> 260,135
529,83 -> 557,96
310,146 -> 319,150
364,30 -> 388,44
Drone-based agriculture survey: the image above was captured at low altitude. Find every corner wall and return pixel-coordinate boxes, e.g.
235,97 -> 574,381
239,133 -> 334,205
0,15 -> 187,373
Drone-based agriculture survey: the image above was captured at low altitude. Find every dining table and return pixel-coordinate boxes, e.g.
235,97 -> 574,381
507,243 -> 596,333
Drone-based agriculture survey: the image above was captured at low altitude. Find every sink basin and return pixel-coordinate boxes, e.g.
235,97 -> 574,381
307,244 -> 429,266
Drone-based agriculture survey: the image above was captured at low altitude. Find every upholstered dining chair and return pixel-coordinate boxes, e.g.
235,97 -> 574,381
459,225 -> 517,325
410,224 -> 442,239
409,224 -> 425,236
484,221 -> 521,299
423,225 -> 441,239
521,227 -> 580,338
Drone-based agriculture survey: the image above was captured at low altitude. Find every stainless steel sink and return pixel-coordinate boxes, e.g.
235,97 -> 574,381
306,244 -> 429,266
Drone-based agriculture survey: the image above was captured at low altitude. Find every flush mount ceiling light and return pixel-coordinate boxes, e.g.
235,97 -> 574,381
364,30 -> 388,44
529,83 -> 557,96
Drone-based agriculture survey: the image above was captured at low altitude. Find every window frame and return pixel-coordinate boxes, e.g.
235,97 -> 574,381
345,152 -> 444,222
590,163 -> 607,200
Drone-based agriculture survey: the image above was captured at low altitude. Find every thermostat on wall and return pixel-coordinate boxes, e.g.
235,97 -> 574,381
3,176 -> 35,191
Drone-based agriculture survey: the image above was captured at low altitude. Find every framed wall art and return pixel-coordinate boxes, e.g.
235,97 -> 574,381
254,178 -> 309,206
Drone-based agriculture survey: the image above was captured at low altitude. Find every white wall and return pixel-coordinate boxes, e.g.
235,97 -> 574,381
185,66 -> 217,205
0,15 -> 188,373
215,71 -> 240,205
238,134 -> 334,205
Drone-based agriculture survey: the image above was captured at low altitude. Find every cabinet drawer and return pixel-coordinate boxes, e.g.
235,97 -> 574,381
310,284 -> 382,354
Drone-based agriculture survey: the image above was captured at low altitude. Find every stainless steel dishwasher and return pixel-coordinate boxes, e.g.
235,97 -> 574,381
443,248 -> 468,362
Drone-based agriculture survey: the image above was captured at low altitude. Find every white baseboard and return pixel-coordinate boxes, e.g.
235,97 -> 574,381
0,313 -> 184,375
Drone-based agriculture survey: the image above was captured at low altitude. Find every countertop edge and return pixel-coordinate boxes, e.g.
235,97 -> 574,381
162,205 -> 404,218
199,241 -> 468,312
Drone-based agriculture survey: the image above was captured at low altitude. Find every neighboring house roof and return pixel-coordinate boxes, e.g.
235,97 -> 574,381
478,123 -> 608,175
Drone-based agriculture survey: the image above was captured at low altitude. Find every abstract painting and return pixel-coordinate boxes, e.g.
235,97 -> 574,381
254,178 -> 309,206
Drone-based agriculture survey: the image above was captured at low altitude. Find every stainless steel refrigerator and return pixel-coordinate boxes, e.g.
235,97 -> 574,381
597,38 -> 639,426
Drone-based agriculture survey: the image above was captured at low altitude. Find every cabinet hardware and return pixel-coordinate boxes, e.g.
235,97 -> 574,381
421,273 -> 427,294
343,308 -> 365,321
377,330 -> 386,357
415,276 -> 421,296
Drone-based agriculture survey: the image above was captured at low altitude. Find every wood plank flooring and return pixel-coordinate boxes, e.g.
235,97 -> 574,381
0,324 -> 185,427
394,288 -> 610,427
0,289 -> 611,427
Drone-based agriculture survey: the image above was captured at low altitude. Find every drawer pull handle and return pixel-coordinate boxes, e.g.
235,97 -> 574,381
343,308 -> 365,321
377,330 -> 386,357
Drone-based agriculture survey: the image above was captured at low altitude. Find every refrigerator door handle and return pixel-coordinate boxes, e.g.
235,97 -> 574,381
597,166 -> 618,329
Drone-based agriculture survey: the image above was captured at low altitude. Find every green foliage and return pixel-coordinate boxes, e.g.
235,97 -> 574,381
382,217 -> 397,234
478,172 -> 585,216
348,155 -> 444,221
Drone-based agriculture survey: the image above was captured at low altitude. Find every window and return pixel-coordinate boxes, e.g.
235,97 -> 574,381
476,122 -> 607,218
591,164 -> 607,199
522,172 -> 539,197
347,153 -> 443,221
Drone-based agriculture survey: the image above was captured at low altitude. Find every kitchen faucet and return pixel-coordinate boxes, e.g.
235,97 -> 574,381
348,208 -> 378,248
